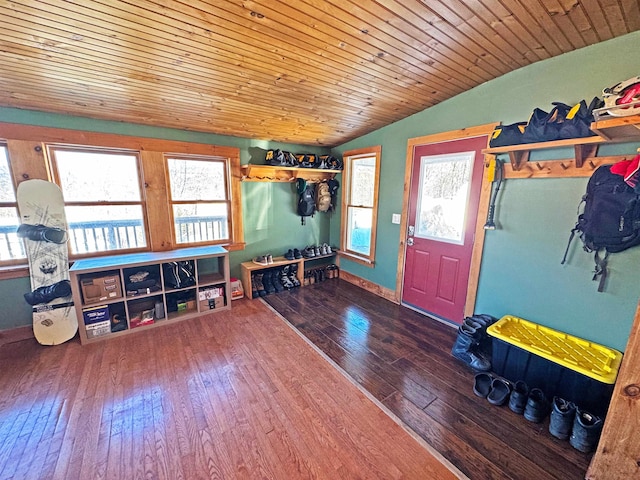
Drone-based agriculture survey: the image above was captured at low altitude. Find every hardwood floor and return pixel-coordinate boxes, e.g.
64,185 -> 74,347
263,279 -> 594,480
0,299 -> 459,479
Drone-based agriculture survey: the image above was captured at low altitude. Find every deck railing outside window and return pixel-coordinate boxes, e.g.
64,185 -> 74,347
0,216 -> 227,259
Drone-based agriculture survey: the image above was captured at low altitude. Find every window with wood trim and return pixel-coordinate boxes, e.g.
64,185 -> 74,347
340,146 -> 381,266
48,146 -> 149,256
166,155 -> 231,245
0,144 -> 25,263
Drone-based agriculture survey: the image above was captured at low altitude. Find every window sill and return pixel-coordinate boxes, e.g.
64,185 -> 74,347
337,250 -> 375,268
0,264 -> 30,281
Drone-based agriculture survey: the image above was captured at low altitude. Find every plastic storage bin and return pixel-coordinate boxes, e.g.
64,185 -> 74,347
487,315 -> 623,417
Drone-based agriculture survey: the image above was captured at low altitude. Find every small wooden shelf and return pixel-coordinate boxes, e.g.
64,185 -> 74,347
241,164 -> 340,183
240,252 -> 337,298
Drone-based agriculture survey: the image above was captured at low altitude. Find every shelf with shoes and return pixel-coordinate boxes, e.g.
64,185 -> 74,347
240,246 -> 338,299
240,164 -> 340,183
69,245 -> 230,344
240,256 -> 304,299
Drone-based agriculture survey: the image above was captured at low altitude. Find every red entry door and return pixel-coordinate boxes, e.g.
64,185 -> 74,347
401,135 -> 487,324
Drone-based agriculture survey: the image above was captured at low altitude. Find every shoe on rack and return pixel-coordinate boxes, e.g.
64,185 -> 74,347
314,246 -> 321,257
323,243 -> 332,254
272,269 -> 285,292
251,275 -> 259,298
253,256 -> 268,266
289,265 -> 301,287
293,248 -> 303,259
508,380 -> 530,415
262,271 -> 276,295
549,396 -> 576,441
320,244 -> 328,256
17,223 -> 68,244
266,254 -> 273,264
284,249 -> 295,260
302,246 -> 315,258
24,279 -> 72,306
524,388 -> 550,423
253,273 -> 267,297
280,267 -> 295,289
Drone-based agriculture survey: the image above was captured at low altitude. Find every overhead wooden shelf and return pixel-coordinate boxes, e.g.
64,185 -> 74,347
590,114 -> 640,141
482,115 -> 640,172
241,164 -> 340,183
482,136 -> 604,171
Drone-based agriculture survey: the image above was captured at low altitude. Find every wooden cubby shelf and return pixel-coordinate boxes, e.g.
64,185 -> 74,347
241,164 -> 340,183
69,245 -> 230,344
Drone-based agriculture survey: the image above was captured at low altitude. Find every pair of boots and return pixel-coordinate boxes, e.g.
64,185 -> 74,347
550,397 -> 603,453
508,381 -> 550,422
451,314 -> 496,371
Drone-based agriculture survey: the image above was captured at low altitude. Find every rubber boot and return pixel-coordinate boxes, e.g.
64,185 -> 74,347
549,397 -> 576,440
253,273 -> 266,297
272,269 -> 285,292
262,271 -> 276,295
462,318 -> 492,366
451,324 -> 491,371
569,408 -> 603,453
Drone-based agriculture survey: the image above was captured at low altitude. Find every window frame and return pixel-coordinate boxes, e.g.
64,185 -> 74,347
0,123 -> 244,276
165,153 -> 233,247
47,145 -> 151,258
0,143 -> 25,266
339,146 -> 382,267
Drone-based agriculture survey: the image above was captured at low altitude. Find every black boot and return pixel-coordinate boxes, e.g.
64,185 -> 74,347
24,279 -> 72,306
549,397 -> 576,440
451,324 -> 491,371
569,408 -> 603,453
462,318 -> 492,366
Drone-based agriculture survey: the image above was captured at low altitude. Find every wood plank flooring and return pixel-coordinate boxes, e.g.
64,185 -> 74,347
263,279 -> 594,480
0,298 -> 459,479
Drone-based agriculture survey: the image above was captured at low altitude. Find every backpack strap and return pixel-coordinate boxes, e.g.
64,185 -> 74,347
561,226 -> 579,264
592,250 -> 610,293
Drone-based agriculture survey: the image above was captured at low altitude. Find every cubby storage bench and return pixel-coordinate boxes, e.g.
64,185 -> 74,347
70,245 -> 230,344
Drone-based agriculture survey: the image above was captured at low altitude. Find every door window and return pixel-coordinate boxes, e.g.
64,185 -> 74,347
415,151 -> 474,244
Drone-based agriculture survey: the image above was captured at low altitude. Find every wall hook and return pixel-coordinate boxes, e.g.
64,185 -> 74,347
560,162 -> 568,170
536,162 -> 544,170
589,160 -> 596,169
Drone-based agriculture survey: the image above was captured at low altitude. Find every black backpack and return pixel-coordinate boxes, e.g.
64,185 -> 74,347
296,179 -> 315,225
562,164 -> 640,291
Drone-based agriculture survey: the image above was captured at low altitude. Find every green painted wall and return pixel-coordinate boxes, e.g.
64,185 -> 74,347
0,108 -> 331,331
332,31 -> 640,352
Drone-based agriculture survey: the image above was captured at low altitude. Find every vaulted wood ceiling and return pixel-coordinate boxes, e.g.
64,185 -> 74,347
0,1 -> 638,147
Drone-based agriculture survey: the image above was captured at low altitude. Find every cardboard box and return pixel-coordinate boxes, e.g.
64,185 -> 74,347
198,287 -> 222,301
85,320 -> 111,338
81,274 -> 122,305
83,305 -> 110,325
199,296 -> 224,310
83,305 -> 111,338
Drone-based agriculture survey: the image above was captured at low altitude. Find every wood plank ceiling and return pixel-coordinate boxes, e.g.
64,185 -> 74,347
0,1 -> 638,147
